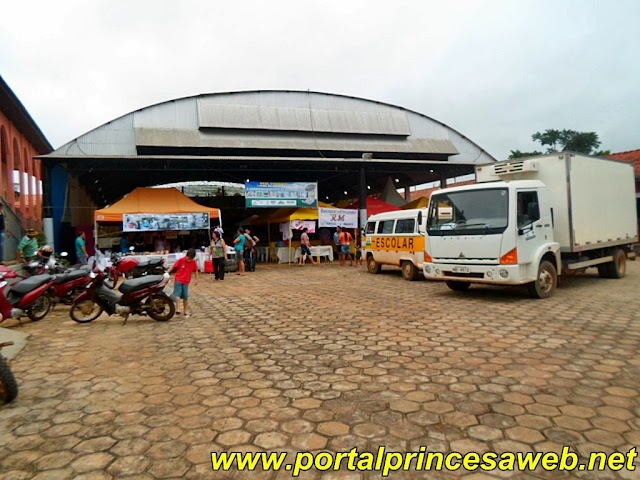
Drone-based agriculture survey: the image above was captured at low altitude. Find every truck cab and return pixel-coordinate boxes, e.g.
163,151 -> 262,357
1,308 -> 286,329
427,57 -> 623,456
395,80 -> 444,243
423,154 -> 637,298
424,181 -> 559,296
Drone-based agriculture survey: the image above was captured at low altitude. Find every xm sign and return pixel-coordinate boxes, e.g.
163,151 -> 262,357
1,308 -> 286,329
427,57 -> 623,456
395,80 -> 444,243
318,208 -> 358,228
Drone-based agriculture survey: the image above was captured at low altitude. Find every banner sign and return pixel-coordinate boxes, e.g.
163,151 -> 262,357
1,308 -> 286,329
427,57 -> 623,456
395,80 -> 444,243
279,221 -> 316,240
123,213 -> 210,232
318,208 -> 358,228
245,181 -> 318,208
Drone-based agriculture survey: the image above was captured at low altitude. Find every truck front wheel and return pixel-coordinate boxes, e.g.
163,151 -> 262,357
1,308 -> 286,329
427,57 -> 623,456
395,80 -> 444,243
527,260 -> 557,299
446,280 -> 471,291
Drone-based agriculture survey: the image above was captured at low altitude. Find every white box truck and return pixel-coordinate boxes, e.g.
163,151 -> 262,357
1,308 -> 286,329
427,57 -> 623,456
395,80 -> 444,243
423,153 -> 638,298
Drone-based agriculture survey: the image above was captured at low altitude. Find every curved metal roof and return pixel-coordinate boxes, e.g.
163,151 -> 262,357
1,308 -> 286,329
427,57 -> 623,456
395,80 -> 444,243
42,90 -> 496,205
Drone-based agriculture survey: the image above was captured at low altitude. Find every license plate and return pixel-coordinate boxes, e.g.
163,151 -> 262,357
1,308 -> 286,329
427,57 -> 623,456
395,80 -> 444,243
163,286 -> 173,296
452,266 -> 470,273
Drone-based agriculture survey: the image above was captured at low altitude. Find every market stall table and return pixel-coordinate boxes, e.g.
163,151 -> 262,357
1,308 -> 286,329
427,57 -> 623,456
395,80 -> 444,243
126,250 -> 232,272
294,245 -> 334,263
276,245 -> 334,263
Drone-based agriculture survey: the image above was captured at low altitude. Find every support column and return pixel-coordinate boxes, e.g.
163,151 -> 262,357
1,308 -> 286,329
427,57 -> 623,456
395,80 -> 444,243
440,174 -> 447,190
42,162 -> 54,248
404,183 -> 412,201
359,166 -> 367,232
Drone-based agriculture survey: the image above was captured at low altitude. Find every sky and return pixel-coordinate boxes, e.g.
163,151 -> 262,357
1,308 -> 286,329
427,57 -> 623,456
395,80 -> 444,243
1,0 -> 639,161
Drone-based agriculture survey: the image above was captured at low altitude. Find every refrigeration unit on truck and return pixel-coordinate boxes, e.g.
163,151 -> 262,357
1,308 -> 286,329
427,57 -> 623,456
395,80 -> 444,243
423,152 -> 638,298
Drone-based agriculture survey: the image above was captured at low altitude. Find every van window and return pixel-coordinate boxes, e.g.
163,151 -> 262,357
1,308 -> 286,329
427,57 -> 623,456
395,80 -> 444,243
377,220 -> 395,234
395,219 -> 415,234
365,222 -> 376,235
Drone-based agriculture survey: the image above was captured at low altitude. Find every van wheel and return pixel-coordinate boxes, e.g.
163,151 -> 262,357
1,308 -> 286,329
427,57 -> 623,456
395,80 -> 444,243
527,260 -> 557,299
401,261 -> 419,281
367,257 -> 381,274
446,281 -> 471,291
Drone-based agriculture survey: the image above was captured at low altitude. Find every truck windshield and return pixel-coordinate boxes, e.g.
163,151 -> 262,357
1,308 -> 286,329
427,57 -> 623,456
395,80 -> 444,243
427,188 -> 509,236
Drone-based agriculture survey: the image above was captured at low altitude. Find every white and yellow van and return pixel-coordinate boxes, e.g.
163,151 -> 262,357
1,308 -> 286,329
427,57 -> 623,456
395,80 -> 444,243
363,208 -> 429,281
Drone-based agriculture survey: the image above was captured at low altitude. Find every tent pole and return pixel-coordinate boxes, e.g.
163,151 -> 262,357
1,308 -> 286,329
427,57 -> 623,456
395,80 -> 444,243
288,222 -> 292,265
94,219 -> 98,256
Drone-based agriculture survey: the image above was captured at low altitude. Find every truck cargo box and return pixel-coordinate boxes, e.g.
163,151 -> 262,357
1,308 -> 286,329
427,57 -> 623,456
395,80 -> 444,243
475,153 -> 638,253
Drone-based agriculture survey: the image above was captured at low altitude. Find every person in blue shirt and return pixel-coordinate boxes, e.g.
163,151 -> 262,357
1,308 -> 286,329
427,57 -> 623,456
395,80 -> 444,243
233,227 -> 246,276
120,235 -> 129,253
76,232 -> 88,264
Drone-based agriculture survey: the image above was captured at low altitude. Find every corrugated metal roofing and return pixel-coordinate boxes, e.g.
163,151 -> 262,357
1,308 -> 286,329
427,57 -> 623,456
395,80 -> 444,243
198,102 -> 412,136
134,128 -> 458,155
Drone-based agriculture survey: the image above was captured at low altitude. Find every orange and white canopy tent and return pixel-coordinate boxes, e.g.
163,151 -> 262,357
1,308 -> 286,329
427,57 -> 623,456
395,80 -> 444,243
95,187 -> 221,223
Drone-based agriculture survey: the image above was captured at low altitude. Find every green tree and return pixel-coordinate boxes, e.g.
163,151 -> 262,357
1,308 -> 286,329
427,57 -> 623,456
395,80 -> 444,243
530,129 -> 603,155
509,149 -> 543,159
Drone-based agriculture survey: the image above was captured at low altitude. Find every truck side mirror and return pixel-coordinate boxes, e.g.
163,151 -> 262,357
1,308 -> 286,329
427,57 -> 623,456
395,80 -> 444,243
417,211 -> 425,234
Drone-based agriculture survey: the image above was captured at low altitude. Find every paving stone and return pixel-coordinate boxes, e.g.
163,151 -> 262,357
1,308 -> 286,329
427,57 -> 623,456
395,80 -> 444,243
254,431 -> 290,449
70,452 -> 114,472
2,263 -> 640,479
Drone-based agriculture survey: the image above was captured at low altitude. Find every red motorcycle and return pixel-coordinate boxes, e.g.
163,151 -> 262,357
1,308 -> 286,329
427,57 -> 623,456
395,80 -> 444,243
70,267 -> 174,324
0,342 -> 18,403
107,252 -> 166,284
0,267 -> 56,324
49,269 -> 93,306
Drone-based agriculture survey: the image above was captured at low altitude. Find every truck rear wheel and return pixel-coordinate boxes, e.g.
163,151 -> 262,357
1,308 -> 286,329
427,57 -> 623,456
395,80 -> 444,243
527,260 -> 557,299
609,249 -> 627,279
597,249 -> 627,279
367,256 -> 381,274
446,281 -> 471,291
401,261 -> 419,281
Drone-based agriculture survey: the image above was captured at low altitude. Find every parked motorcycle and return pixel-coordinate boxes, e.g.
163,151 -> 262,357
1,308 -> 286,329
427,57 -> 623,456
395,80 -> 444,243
0,267 -> 55,324
0,342 -> 18,403
107,251 -> 166,284
70,266 -> 175,324
23,249 -> 88,277
49,269 -> 93,307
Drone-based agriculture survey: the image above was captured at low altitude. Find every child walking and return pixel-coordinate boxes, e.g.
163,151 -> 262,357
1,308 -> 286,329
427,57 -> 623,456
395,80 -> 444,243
168,248 -> 199,318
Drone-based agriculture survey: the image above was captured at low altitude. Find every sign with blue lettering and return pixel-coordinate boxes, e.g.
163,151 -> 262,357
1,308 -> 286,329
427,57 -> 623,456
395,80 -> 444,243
245,182 -> 318,208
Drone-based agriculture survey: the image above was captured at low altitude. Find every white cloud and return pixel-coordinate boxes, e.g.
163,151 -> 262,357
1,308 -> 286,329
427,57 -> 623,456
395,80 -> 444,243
1,0 -> 639,158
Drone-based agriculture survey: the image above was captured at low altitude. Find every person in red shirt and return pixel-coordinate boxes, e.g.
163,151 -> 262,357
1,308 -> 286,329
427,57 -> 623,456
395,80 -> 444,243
168,248 -> 199,318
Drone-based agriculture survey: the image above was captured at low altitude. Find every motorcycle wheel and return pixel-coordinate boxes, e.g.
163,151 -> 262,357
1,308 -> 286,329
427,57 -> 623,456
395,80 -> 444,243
27,294 -> 52,322
70,300 -> 104,323
0,354 -> 18,403
147,294 -> 175,321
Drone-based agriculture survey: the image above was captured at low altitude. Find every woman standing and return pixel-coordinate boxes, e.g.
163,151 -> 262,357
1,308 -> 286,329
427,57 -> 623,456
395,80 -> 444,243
210,230 -> 227,281
234,227 -> 246,276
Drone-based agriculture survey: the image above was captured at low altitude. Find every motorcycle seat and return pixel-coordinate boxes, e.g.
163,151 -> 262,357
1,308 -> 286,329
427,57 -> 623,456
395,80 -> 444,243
11,274 -> 55,296
53,270 -> 88,284
119,275 -> 164,294
136,257 -> 164,269
96,285 -> 122,305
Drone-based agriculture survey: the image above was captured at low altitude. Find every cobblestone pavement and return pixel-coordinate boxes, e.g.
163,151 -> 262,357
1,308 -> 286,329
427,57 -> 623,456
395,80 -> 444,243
1,261 -> 639,479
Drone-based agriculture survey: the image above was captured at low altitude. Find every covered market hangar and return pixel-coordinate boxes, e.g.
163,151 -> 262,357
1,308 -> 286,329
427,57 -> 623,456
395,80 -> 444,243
39,90 -> 496,251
